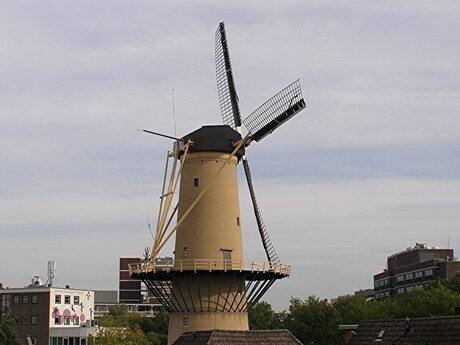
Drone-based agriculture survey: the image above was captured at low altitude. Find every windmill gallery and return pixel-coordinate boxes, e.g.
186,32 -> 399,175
130,22 -> 306,344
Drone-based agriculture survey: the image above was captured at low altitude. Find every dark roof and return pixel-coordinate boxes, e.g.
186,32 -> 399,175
181,125 -> 245,158
172,329 -> 303,345
347,316 -> 460,345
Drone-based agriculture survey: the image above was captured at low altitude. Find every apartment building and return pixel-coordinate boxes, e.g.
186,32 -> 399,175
374,243 -> 460,299
0,281 -> 96,345
118,257 -> 171,317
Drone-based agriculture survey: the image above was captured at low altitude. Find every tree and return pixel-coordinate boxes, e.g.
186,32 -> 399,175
0,313 -> 21,345
249,301 -> 282,330
333,295 -> 379,324
284,296 -> 338,345
89,305 -> 168,345
88,324 -> 149,345
444,272 -> 460,294
150,308 -> 169,336
390,283 -> 460,318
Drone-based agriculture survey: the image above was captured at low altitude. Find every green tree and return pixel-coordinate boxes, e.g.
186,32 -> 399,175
333,295 -> 378,324
0,313 -> 21,345
249,301 -> 282,330
150,308 -> 169,336
390,283 -> 460,318
88,324 -> 149,345
90,305 -> 168,345
444,272 -> 460,294
284,296 -> 338,345
146,331 -> 168,345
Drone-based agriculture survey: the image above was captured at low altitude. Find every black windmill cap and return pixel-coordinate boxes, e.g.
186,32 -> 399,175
181,125 -> 245,158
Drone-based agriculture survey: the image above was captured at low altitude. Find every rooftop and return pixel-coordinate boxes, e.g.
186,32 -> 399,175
172,329 -> 303,345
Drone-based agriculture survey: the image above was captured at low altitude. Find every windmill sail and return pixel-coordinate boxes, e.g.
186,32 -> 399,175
242,158 -> 280,263
243,80 -> 306,142
215,22 -> 242,129
215,22 -> 302,264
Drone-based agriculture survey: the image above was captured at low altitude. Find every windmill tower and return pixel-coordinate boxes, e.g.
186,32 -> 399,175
130,22 -> 306,344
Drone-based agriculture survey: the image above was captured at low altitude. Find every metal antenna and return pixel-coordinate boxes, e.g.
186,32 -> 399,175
172,89 -> 178,138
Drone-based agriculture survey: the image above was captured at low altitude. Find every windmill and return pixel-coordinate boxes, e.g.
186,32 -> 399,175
130,22 -> 306,344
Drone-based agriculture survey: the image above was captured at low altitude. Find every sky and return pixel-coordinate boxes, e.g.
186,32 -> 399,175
1,1 -> 459,311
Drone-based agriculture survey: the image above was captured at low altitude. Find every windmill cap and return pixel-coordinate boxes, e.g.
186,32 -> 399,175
181,125 -> 245,158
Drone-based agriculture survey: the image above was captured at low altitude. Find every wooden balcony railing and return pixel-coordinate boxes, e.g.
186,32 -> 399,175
128,259 -> 290,277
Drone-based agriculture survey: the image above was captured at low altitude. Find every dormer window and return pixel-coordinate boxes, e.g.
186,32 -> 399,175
374,328 -> 386,342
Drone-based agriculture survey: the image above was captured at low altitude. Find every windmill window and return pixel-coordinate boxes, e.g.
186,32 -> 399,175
194,178 -> 199,187
237,217 -> 240,226
183,316 -> 189,327
183,247 -> 188,257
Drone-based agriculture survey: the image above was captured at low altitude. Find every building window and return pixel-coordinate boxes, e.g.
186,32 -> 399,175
375,328 -> 387,342
236,217 -> 240,226
73,316 -> 80,325
13,296 -> 20,304
30,338 -> 37,345
31,315 -> 38,325
13,316 -> 19,325
55,295 -> 61,304
1,294 -> 10,315
32,295 -> 39,304
54,317 -> 60,325
194,178 -> 199,187
64,316 -> 70,325
183,316 -> 189,327
22,295 -> 29,304
74,296 -> 80,305
22,316 -> 28,325
64,295 -> 71,304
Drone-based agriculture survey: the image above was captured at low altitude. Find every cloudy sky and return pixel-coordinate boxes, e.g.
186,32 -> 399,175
1,1 -> 459,310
